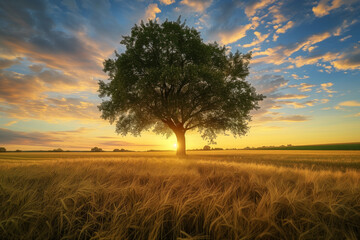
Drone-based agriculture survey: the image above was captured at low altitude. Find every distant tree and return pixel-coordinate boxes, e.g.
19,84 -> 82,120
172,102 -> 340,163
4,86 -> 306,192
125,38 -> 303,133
91,147 -> 103,152
0,147 -> 6,152
52,148 -> 64,152
98,18 -> 264,156
203,145 -> 211,151
213,147 -> 223,150
114,148 -> 131,152
15,149 -> 22,152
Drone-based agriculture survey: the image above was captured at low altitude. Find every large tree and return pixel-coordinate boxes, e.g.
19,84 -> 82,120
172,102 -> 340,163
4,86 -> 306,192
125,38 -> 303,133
98,18 -> 264,156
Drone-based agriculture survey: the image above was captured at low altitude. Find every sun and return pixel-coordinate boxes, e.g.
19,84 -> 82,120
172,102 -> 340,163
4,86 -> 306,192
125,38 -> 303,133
173,143 -> 177,149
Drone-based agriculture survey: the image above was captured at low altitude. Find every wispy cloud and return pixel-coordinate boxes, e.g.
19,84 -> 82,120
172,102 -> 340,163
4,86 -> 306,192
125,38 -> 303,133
244,0 -> 275,17
275,21 -> 294,34
180,0 -> 212,12
242,31 -> 270,48
338,100 -> 360,107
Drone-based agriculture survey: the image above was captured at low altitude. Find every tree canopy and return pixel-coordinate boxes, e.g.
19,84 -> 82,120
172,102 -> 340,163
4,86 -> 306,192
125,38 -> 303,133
98,18 -> 264,155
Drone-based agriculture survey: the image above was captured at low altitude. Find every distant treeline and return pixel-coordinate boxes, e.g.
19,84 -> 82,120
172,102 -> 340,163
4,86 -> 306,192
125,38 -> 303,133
245,143 -> 360,150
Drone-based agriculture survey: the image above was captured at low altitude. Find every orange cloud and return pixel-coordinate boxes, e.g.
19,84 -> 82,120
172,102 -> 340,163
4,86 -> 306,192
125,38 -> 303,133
313,0 -> 356,17
269,3 -> 287,24
159,0 -> 175,5
245,0 -> 275,17
331,48 -> 360,70
242,31 -> 270,48
274,94 -> 309,100
219,23 -> 253,45
338,101 -> 360,107
180,0 -> 212,12
320,82 -> 336,94
143,3 -> 161,21
275,21 -> 294,34
291,74 -> 310,80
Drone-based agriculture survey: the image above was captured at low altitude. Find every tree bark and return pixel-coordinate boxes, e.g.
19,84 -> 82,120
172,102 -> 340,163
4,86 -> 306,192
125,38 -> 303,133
175,129 -> 186,156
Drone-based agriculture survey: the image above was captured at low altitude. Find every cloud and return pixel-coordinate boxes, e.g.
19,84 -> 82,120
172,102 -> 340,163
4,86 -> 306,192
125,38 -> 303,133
61,0 -> 79,12
268,3 -> 287,24
3,121 -> 18,127
333,19 -> 357,36
0,0 -> 114,81
242,31 -> 270,48
0,128 -> 62,146
275,21 -> 294,34
159,0 -> 175,5
276,115 -> 310,121
312,0 -> 357,17
321,99 -> 330,103
250,74 -> 289,95
29,64 -> 45,72
338,100 -> 360,106
0,70 -> 43,103
289,83 -> 316,92
320,82 -> 337,93
143,3 -> 161,21
331,48 -> 360,70
340,35 -> 352,41
245,0 -> 275,17
289,52 -> 340,68
0,127 -> 156,150
273,94 -> 309,100
180,0 -> 212,12
0,58 -> 21,69
218,23 -> 253,45
100,140 -> 158,147
291,74 -> 309,80
273,34 -> 279,42
279,100 -> 318,109
253,32 -> 334,66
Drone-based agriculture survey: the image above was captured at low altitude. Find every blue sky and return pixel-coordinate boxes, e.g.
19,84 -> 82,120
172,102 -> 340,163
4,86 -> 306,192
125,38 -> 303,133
0,0 -> 359,150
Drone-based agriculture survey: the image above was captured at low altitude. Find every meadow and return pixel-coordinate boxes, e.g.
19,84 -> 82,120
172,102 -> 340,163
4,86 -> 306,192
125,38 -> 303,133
0,150 -> 359,239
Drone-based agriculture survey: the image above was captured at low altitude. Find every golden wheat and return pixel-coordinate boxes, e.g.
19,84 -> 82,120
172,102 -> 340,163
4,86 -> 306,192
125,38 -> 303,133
0,151 -> 359,239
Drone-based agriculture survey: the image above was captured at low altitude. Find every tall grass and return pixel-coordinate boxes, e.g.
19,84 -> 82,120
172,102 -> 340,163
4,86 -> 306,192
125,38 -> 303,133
0,152 -> 359,239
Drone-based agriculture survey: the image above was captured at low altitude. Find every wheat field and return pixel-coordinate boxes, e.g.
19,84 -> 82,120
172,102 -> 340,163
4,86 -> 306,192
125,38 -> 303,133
0,151 -> 359,239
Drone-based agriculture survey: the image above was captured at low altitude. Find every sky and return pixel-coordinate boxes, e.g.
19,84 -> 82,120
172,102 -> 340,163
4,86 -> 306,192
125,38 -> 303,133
0,0 -> 359,151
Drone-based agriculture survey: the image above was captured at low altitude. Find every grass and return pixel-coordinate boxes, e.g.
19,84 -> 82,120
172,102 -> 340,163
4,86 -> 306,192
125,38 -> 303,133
0,151 -> 359,239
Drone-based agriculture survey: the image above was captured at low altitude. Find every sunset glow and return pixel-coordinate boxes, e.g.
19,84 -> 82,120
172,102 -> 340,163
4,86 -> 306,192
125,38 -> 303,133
0,0 -> 359,151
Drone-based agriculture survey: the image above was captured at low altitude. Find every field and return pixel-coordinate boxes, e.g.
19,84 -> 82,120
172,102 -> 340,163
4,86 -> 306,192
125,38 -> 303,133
0,151 -> 359,239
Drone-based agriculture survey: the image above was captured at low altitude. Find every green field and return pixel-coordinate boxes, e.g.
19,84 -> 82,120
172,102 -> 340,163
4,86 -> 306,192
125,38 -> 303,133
0,151 -> 359,239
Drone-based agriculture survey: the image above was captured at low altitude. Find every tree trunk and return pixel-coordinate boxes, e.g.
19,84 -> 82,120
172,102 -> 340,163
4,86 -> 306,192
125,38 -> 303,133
175,130 -> 186,156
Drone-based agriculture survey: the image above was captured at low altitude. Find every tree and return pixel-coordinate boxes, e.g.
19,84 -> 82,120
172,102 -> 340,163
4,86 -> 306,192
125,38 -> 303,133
91,147 -> 103,152
98,18 -> 264,156
52,148 -> 64,152
0,147 -> 6,152
203,145 -> 211,151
